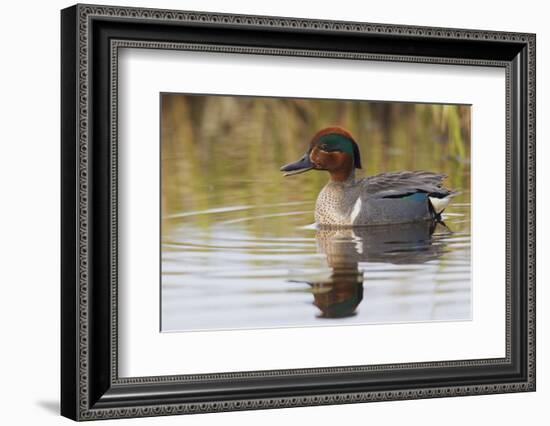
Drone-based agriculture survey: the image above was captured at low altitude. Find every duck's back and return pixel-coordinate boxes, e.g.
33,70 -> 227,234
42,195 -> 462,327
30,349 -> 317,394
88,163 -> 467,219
364,171 -> 450,199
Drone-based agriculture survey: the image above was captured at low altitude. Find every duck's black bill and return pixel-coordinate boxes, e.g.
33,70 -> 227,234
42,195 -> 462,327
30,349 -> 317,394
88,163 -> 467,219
280,153 -> 314,177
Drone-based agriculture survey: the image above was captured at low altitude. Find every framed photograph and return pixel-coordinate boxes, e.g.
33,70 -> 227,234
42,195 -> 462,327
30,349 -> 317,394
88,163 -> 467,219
61,4 -> 536,421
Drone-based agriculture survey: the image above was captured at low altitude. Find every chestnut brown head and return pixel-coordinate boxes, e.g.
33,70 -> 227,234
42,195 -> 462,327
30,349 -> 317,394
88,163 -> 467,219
280,127 -> 362,181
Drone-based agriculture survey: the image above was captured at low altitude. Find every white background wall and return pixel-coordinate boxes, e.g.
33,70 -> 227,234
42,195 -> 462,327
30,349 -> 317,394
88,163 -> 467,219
0,0 -> 546,424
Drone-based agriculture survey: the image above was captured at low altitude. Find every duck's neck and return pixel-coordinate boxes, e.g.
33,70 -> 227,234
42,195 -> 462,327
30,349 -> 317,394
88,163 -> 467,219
329,168 -> 356,185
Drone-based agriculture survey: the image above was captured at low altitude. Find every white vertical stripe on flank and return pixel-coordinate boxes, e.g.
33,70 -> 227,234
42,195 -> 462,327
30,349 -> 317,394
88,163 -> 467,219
351,197 -> 362,223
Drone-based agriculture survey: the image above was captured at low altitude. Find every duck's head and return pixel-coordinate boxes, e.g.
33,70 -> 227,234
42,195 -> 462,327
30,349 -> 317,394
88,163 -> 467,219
280,127 -> 362,182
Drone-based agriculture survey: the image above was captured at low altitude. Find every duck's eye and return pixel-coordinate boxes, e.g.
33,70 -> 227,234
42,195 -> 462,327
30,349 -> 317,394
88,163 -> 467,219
319,144 -> 341,153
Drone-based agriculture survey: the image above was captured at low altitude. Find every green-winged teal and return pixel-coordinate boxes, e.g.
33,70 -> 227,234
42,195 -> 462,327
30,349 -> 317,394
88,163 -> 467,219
280,127 -> 455,226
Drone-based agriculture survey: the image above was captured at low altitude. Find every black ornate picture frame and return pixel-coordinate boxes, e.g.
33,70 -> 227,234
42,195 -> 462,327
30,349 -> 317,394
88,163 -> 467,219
61,3 -> 536,421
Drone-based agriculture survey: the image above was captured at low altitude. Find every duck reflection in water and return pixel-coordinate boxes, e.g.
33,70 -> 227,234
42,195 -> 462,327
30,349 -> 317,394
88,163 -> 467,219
296,220 -> 451,319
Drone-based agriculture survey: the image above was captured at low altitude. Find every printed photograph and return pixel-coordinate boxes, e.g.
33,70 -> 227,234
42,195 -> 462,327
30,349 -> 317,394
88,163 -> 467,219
160,93 -> 471,332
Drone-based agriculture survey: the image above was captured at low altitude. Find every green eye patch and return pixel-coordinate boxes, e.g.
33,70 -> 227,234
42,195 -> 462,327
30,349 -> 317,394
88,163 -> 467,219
317,134 -> 355,155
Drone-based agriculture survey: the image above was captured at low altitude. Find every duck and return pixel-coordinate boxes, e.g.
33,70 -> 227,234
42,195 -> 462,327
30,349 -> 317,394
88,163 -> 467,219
280,127 -> 455,227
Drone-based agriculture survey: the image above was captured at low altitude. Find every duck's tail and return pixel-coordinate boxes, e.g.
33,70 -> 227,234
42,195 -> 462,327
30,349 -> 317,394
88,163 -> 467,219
428,195 -> 451,215
428,190 -> 460,220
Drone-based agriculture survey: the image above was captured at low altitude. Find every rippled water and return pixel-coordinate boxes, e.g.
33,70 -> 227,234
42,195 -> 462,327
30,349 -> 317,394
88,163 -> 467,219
161,195 -> 471,332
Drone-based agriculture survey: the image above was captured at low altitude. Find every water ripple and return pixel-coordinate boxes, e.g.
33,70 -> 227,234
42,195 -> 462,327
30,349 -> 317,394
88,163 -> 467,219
161,199 -> 471,331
